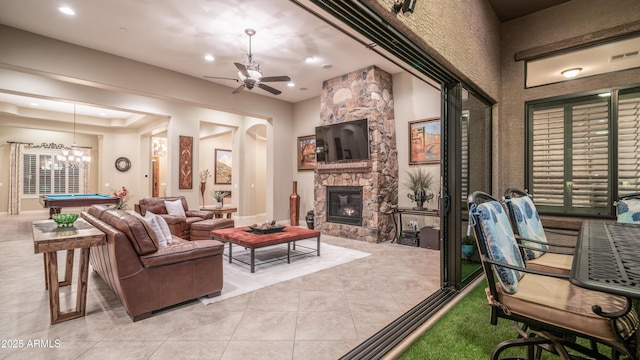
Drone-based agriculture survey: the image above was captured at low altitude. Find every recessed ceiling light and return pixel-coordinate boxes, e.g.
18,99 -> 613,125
561,67 -> 582,78
287,82 -> 295,87
30,102 -> 39,107
204,54 -> 215,62
59,6 -> 76,16
304,56 -> 316,63
99,112 -> 107,116
321,64 -> 333,69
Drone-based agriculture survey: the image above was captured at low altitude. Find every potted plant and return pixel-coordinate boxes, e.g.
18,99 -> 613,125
461,235 -> 476,258
210,190 -> 229,209
403,167 -> 434,210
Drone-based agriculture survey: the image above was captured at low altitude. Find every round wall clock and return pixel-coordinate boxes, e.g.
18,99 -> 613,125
115,157 -> 131,172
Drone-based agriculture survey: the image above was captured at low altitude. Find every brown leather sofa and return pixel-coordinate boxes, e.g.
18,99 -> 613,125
81,205 -> 224,321
136,196 -> 215,240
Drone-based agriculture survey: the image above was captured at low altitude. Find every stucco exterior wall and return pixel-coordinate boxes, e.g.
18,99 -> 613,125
498,0 -> 640,193
372,0 -> 502,100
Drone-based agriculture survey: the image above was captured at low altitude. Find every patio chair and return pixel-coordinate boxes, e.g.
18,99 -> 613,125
503,188 -> 575,275
468,191 -> 638,360
614,192 -> 640,224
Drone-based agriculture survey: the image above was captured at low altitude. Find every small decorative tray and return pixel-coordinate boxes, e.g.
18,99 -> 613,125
247,225 -> 286,234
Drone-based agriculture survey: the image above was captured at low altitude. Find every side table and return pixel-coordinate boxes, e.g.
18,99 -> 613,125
32,218 -> 105,324
394,208 -> 440,248
200,206 -> 237,219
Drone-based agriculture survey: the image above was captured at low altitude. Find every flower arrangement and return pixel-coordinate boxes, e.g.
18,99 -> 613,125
113,186 -> 128,210
211,190 -> 230,203
199,169 -> 211,183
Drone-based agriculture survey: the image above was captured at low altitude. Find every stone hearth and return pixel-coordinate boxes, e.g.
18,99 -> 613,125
314,66 -> 398,243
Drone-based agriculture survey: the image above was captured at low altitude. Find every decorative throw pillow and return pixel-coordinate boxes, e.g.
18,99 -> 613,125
148,211 -> 173,245
164,199 -> 186,218
617,198 -> 640,223
477,200 -> 525,294
127,210 -> 167,247
509,196 -> 548,259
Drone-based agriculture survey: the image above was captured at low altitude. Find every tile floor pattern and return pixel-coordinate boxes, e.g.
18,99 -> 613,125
0,212 -> 441,360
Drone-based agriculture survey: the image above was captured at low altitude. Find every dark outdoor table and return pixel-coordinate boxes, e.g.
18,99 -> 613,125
571,220 -> 640,299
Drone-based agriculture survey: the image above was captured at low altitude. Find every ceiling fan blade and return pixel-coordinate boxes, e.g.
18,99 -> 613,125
234,62 -> 250,78
232,84 -> 246,94
257,83 -> 282,95
259,75 -> 291,82
203,76 -> 240,83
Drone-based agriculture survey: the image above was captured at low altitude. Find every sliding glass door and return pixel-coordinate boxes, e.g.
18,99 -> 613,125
442,85 -> 492,289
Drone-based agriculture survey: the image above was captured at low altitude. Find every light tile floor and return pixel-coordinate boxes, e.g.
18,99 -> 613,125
0,212 -> 441,360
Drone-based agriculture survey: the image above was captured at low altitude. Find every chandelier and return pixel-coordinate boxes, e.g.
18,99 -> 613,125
152,138 -> 166,157
57,104 -> 91,168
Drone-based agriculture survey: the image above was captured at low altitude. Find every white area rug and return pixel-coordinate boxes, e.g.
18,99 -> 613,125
199,239 -> 370,305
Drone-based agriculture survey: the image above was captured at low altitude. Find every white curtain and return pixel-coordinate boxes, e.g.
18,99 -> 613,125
8,143 -> 24,215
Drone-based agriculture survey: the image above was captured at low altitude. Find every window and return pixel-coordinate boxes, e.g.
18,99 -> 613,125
460,110 -> 469,202
22,149 -> 83,196
618,88 -> 640,194
527,87 -> 640,217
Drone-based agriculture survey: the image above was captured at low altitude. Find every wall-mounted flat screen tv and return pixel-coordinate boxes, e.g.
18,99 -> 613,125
315,119 -> 370,162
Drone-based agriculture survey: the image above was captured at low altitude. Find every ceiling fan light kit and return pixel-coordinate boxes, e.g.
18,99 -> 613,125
203,28 -> 291,96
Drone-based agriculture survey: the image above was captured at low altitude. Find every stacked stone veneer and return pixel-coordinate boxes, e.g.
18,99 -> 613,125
314,65 -> 398,243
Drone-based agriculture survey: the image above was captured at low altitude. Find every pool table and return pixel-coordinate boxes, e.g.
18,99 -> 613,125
40,194 -> 120,218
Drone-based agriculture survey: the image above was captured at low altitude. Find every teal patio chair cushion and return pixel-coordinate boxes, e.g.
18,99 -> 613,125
508,195 -> 548,259
617,198 -> 640,223
477,200 -> 525,294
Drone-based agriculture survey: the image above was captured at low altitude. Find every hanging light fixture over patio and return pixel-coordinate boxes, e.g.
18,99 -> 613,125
57,104 -> 91,168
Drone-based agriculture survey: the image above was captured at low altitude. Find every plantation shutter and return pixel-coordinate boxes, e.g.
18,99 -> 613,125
460,112 -> 469,202
618,92 -> 640,194
53,163 -> 67,194
531,107 -> 565,207
571,101 -> 609,207
68,167 -> 80,193
23,154 -> 37,195
39,155 -> 52,194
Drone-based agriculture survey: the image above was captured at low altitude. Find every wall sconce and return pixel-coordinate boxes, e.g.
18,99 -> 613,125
393,0 -> 417,15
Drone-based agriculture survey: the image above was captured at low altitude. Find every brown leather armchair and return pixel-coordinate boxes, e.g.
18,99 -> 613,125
136,196 -> 212,240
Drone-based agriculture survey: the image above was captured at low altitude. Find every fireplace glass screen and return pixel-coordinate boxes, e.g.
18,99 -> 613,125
326,186 -> 363,226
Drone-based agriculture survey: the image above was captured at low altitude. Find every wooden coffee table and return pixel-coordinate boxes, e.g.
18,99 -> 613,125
210,226 -> 321,273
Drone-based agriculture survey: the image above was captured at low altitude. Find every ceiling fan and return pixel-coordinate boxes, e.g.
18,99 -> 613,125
204,28 -> 291,95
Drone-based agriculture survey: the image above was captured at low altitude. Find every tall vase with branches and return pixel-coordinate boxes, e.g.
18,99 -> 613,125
199,169 -> 211,206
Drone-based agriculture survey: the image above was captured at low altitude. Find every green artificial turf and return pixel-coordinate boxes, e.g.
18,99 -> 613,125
398,280 -> 597,360
399,280 -> 586,360
461,260 -> 481,280
399,280 -> 517,359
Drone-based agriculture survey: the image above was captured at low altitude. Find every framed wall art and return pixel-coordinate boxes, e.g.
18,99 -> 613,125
179,135 -> 193,189
214,149 -> 232,184
409,118 -> 441,165
297,135 -> 316,170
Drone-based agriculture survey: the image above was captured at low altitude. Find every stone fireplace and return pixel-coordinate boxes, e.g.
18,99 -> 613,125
326,186 -> 363,226
313,66 -> 398,243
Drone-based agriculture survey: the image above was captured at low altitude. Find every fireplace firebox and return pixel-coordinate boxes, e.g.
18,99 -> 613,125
326,186 -> 363,226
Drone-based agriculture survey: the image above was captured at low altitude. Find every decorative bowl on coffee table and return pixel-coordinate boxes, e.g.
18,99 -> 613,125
52,213 -> 79,227
247,225 -> 285,234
